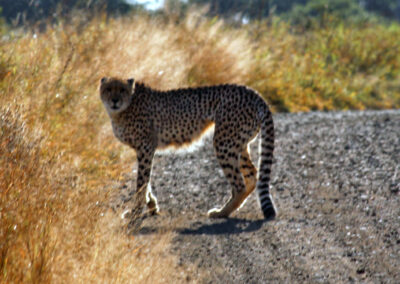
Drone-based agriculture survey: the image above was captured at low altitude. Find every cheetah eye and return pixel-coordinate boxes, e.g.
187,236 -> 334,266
106,88 -> 112,93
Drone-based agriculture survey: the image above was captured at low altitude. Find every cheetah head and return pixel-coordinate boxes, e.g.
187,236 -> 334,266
100,77 -> 135,115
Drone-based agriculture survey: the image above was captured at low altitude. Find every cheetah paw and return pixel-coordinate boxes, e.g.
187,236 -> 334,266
121,209 -> 132,220
148,209 -> 161,216
207,208 -> 228,218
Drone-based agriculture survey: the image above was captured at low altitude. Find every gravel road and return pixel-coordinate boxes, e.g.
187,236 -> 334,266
114,110 -> 399,283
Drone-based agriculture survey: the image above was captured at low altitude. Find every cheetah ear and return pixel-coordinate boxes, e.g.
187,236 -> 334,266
127,78 -> 135,88
100,77 -> 108,84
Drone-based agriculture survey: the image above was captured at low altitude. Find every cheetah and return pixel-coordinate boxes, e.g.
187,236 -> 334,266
100,77 -> 276,219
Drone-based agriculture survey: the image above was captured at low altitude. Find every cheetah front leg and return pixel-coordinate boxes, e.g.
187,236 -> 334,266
145,184 -> 159,215
130,144 -> 158,218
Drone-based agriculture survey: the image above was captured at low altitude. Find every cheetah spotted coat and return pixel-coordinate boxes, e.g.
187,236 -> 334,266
100,77 -> 276,219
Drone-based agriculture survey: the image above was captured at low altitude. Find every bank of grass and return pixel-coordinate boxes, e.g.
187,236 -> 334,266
0,108 -> 190,283
0,10 -> 399,282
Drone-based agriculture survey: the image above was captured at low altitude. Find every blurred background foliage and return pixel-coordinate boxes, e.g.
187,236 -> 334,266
187,0 -> 400,23
1,0 -> 400,26
1,0 -> 399,112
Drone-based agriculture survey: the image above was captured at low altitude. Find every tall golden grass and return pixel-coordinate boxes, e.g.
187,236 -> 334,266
0,108 -> 189,281
1,10 -> 399,282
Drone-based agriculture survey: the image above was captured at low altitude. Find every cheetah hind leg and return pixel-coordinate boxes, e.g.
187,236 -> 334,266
238,148 -> 258,206
208,147 -> 248,218
208,148 -> 257,217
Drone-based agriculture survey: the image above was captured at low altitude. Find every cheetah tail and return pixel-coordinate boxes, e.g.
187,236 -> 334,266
256,109 -> 276,219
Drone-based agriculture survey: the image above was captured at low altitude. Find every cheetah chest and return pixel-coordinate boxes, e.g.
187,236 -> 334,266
111,122 -> 136,146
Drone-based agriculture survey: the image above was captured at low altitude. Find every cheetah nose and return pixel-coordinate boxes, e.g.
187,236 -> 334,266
112,98 -> 119,104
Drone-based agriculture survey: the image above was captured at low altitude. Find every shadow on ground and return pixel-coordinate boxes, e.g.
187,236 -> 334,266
178,218 -> 268,235
135,217 -> 272,235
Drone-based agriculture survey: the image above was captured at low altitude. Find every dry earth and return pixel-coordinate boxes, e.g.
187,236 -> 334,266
112,110 -> 399,283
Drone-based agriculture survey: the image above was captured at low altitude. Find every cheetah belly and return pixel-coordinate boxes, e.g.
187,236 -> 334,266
157,119 -> 214,149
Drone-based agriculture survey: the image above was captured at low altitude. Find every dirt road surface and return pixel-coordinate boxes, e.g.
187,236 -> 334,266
113,110 -> 399,283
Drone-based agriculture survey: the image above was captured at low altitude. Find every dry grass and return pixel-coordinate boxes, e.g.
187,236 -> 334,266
0,107 -> 187,283
1,9 -> 399,283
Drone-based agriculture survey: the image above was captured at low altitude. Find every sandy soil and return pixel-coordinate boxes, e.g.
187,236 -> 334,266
113,110 -> 399,283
